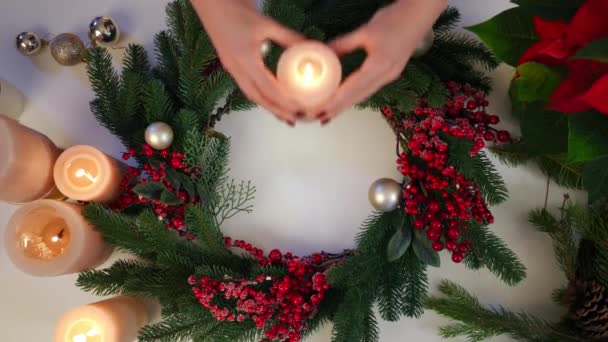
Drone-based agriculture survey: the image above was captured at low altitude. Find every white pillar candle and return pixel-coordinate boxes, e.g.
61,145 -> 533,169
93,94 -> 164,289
0,80 -> 25,120
4,200 -> 112,276
54,297 -> 148,342
277,40 -> 342,109
54,145 -> 123,203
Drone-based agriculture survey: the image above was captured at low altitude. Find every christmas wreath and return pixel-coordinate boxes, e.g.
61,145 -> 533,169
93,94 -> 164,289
468,0 -> 608,202
77,1 -> 525,341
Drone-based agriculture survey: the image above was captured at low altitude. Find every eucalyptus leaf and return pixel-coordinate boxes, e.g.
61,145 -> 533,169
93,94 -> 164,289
160,190 -> 184,206
387,226 -> 412,262
413,230 -> 440,267
133,182 -> 166,200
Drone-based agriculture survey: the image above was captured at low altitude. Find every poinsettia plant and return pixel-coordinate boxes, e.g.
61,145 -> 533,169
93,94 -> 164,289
467,0 -> 608,202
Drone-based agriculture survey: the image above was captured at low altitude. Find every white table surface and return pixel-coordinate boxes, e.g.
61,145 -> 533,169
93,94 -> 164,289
0,1 -> 587,341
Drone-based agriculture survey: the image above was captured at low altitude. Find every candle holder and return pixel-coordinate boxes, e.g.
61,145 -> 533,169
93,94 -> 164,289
4,200 -> 112,277
54,297 -> 148,342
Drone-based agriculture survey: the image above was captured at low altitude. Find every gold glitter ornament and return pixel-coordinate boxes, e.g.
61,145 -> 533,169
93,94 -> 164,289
50,33 -> 86,66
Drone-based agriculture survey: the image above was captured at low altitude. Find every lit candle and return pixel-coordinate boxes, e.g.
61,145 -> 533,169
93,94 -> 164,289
0,114 -> 61,203
0,80 -> 25,120
277,40 -> 342,109
54,297 -> 148,342
4,199 -> 112,276
54,145 -> 123,203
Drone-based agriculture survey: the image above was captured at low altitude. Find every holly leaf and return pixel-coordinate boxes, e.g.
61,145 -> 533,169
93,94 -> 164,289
583,156 -> 608,202
519,102 -> 568,154
160,190 -> 184,206
165,168 -> 196,199
412,230 -> 440,267
387,226 -> 412,262
568,111 -> 608,162
572,38 -> 608,63
133,182 -> 166,200
510,62 -> 565,103
466,7 -> 538,66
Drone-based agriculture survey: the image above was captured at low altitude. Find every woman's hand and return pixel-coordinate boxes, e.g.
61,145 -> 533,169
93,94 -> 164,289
192,0 -> 306,125
314,0 -> 448,124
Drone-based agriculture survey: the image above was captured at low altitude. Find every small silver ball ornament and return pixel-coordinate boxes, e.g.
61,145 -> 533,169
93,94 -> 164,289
89,16 -> 120,46
260,40 -> 272,56
413,30 -> 435,58
50,33 -> 86,66
368,178 -> 402,212
16,32 -> 43,56
145,122 -> 174,150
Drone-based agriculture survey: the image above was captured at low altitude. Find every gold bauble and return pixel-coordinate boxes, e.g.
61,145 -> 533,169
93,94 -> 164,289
50,33 -> 86,66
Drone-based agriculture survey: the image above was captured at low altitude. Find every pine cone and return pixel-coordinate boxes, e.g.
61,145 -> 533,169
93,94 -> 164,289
568,280 -> 608,340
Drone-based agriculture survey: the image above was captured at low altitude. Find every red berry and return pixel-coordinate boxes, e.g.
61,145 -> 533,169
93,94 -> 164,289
467,101 -> 479,110
430,220 -> 442,230
447,228 -> 460,239
452,252 -> 464,263
497,130 -> 511,142
488,115 -> 500,124
122,153 -> 131,160
446,240 -> 457,251
311,253 -> 323,265
487,215 -> 495,224
414,219 -> 425,230
458,244 -> 470,253
432,241 -> 444,251
426,229 -> 440,241
483,131 -> 496,141
269,249 -> 282,262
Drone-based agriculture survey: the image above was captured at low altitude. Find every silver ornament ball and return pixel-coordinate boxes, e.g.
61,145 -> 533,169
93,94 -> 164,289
368,178 -> 402,212
50,33 -> 86,66
413,30 -> 435,58
145,122 -> 175,150
260,40 -> 272,57
16,32 -> 43,56
89,16 -> 120,46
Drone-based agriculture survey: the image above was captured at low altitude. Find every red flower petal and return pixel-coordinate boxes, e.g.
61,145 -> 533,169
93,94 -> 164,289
518,39 -> 572,66
549,60 -> 608,113
534,17 -> 568,40
583,74 -> 608,115
566,0 -> 608,49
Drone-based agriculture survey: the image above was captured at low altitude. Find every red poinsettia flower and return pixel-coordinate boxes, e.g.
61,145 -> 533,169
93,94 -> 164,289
519,0 -> 608,66
549,59 -> 608,114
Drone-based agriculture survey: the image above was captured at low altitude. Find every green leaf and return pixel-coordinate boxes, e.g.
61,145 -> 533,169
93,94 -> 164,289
571,38 -> 608,62
160,190 -> 184,206
466,7 -> 538,66
510,62 -> 564,103
387,226 -> 412,262
519,102 -> 568,154
511,0 -> 585,21
165,168 -> 196,200
412,230 -> 440,267
568,111 -> 608,162
583,156 -> 608,202
133,182 -> 166,200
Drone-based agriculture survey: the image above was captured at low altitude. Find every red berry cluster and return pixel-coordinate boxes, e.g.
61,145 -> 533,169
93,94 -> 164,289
115,145 -> 199,239
383,83 -> 509,263
190,239 -> 331,342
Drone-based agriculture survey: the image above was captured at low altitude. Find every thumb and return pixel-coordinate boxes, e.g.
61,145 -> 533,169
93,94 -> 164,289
329,29 -> 366,55
264,21 -> 306,48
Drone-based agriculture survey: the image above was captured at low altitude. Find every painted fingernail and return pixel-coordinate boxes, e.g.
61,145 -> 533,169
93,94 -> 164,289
316,111 -> 326,118
321,118 -> 331,126
287,121 -> 295,127
296,111 -> 305,118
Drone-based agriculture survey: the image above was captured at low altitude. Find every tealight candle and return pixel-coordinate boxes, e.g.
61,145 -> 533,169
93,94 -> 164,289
54,297 -> 148,342
277,40 -> 342,109
4,199 -> 112,276
0,114 -> 61,203
0,80 -> 25,120
54,145 -> 123,203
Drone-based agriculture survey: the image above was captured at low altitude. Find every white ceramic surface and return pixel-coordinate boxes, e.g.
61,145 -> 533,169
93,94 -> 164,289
0,1 -> 586,341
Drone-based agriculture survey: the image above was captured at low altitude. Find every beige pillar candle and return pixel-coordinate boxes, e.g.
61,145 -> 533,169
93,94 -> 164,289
54,145 -> 123,203
4,199 -> 112,276
0,115 -> 61,203
277,40 -> 342,110
54,297 -> 148,342
0,80 -> 25,120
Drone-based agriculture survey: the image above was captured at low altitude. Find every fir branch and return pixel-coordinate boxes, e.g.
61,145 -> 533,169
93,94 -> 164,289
77,259 -> 151,296
529,209 -> 578,280
464,223 -> 526,286
434,6 -> 461,34
331,288 -> 378,342
153,31 -> 182,105
144,79 -> 175,123
400,249 -> 429,318
433,31 -> 499,71
123,44 -> 151,79
139,313 -> 215,342
185,204 -> 227,257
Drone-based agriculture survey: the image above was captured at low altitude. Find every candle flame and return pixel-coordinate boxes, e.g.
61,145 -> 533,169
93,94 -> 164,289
302,62 -> 316,83
75,168 -> 98,184
71,325 -> 101,342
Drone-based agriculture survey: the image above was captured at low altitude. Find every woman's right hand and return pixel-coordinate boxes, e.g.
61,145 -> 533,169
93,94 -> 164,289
192,0 -> 306,125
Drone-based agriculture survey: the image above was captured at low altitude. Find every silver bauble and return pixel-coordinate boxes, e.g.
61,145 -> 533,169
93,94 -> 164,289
50,33 -> 86,66
368,178 -> 402,212
413,30 -> 435,58
260,40 -> 272,56
16,32 -> 43,56
89,16 -> 120,46
145,122 -> 174,150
